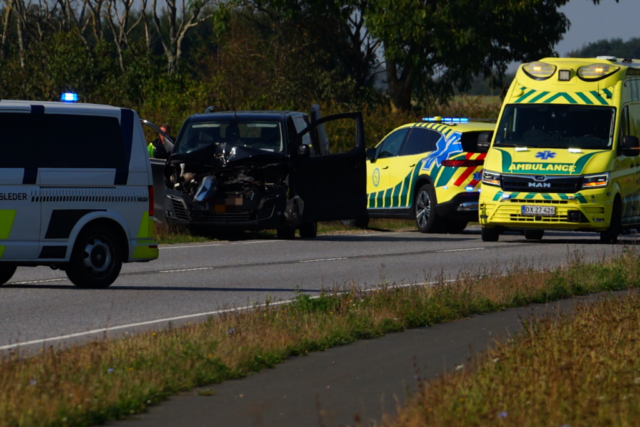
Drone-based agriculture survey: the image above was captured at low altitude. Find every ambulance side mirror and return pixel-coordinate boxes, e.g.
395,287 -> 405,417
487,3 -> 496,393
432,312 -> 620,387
477,132 -> 493,153
366,147 -> 376,162
622,135 -> 640,157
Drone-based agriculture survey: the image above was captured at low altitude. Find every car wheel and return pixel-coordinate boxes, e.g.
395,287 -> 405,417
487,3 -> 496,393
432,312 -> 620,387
481,226 -> 500,242
524,229 -> 544,240
277,226 -> 296,240
414,184 -> 440,233
299,222 -> 318,238
601,200 -> 622,244
442,221 -> 468,234
0,264 -> 17,285
66,224 -> 123,289
340,217 -> 369,229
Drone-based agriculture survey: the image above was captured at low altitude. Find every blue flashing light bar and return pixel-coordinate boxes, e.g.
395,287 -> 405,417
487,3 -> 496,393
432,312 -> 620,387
422,117 -> 469,123
501,194 -> 511,199
465,186 -> 475,192
61,93 -> 79,103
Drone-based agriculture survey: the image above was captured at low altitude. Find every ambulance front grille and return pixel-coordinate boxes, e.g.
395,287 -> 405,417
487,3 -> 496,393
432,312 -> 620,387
510,199 -> 568,205
502,176 -> 582,193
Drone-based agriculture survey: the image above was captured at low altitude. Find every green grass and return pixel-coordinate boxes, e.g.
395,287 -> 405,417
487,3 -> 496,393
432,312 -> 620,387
386,288 -> 640,426
154,219 -> 417,245
2,248 -> 640,426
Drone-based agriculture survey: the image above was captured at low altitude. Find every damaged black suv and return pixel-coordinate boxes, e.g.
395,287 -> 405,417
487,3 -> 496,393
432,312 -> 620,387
163,108 -> 367,238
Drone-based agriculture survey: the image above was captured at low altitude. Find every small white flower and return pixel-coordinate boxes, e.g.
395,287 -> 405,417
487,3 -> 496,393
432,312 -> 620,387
456,365 -> 464,371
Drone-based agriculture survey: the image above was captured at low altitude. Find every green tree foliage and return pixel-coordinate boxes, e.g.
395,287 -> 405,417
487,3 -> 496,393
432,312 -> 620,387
366,0 -> 570,112
568,38 -> 640,60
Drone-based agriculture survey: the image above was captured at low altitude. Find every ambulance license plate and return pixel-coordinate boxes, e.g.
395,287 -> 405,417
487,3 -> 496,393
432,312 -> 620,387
521,206 -> 556,216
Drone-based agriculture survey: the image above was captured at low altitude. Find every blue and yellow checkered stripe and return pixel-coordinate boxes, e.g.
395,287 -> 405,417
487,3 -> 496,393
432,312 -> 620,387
368,161 -> 424,208
491,191 -> 588,203
513,86 -> 615,106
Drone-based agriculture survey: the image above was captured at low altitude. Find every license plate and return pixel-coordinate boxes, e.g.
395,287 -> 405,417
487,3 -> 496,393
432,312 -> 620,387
521,205 -> 556,216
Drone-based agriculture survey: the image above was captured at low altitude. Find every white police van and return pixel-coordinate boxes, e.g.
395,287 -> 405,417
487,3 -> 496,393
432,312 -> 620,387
0,96 -> 158,288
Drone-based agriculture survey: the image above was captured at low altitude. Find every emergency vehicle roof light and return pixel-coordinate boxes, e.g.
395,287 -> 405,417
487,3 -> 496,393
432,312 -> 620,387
523,62 -> 557,80
422,117 -> 469,123
60,92 -> 78,102
577,63 -> 620,81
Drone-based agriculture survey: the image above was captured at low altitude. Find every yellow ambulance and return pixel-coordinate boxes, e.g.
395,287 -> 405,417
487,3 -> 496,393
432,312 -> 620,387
479,57 -> 640,243
365,118 -> 494,233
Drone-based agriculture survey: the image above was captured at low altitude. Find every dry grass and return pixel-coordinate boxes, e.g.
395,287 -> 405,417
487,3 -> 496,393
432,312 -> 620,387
1,249 -> 637,426
385,286 -> 640,426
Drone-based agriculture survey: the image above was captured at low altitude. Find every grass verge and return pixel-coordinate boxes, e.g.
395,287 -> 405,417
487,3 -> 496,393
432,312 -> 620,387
154,219 -> 417,245
2,249 -> 639,426
385,288 -> 640,426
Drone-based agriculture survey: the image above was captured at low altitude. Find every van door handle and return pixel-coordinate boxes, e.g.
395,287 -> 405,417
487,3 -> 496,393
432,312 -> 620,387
381,166 -> 389,169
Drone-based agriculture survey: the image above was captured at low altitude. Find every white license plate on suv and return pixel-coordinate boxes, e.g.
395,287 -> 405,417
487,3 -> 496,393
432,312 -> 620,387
521,205 -> 556,216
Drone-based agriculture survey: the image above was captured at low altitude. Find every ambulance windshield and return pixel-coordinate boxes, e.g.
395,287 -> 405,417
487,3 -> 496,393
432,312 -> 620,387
177,121 -> 284,154
494,104 -> 615,150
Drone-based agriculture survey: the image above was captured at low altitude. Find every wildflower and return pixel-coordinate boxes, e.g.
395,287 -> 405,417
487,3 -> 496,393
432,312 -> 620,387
414,375 -> 419,380
107,368 -> 114,374
29,379 -> 36,386
227,328 -> 236,335
129,368 -> 134,372
634,377 -> 640,385
456,365 -> 464,371
152,332 -> 157,336
493,358 -> 500,363
498,411 -> 508,418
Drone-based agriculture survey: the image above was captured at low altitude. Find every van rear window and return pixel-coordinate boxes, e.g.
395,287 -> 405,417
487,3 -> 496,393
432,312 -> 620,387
0,113 -> 126,169
460,131 -> 485,153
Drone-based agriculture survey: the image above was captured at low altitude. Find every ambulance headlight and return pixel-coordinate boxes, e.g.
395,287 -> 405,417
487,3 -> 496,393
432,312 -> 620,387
523,62 -> 557,80
581,172 -> 609,189
577,64 -> 620,81
482,170 -> 501,187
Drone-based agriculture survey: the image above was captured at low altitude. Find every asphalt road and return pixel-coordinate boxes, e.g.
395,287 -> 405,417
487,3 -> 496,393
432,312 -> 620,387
0,226 -> 626,350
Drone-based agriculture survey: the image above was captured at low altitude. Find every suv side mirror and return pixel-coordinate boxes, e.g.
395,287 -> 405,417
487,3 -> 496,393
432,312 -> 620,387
477,132 -> 493,153
366,147 -> 376,162
297,144 -> 311,159
622,135 -> 640,157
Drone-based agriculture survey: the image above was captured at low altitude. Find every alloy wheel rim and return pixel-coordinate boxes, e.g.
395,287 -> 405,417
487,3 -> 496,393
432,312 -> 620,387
416,190 -> 431,228
83,237 -> 113,277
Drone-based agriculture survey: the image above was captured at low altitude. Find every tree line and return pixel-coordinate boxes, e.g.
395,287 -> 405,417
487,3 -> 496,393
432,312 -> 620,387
0,0 -> 612,119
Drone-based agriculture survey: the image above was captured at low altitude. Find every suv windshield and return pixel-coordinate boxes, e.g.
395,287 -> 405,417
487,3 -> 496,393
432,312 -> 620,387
177,120 -> 284,154
495,104 -> 615,150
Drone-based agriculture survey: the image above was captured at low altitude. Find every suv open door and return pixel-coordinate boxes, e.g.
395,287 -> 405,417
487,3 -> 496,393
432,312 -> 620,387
291,112 -> 367,222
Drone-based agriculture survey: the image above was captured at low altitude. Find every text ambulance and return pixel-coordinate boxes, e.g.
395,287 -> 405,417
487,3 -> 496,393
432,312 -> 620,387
479,57 -> 640,243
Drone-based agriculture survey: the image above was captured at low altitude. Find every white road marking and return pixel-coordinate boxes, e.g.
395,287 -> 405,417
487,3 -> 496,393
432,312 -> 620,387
160,240 -> 278,250
0,278 -> 461,351
12,278 -> 67,285
299,257 -> 348,263
160,267 -> 214,273
441,248 -> 485,253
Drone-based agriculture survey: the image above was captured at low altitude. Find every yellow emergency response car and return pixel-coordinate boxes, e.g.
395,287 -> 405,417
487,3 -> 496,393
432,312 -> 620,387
364,118 -> 495,233
479,56 -> 640,243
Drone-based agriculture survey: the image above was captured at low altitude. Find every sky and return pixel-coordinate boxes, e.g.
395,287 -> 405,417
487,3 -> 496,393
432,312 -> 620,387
556,0 -> 639,55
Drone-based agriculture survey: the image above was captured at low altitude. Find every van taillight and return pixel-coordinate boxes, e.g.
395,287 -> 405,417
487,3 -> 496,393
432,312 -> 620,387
441,159 -> 484,167
148,185 -> 154,217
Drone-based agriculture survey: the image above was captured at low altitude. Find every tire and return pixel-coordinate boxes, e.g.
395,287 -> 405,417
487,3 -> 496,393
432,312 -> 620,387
299,221 -> 318,238
414,184 -> 440,233
601,200 -> 622,244
66,224 -> 123,289
277,226 -> 296,240
0,264 -> 17,285
442,221 -> 468,234
481,227 -> 500,242
524,229 -> 544,240
340,217 -> 369,229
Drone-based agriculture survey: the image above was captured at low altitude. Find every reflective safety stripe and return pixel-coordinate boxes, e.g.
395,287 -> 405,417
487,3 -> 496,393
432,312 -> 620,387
0,210 -> 17,239
137,212 -> 153,239
132,244 -> 159,259
513,86 -> 615,106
